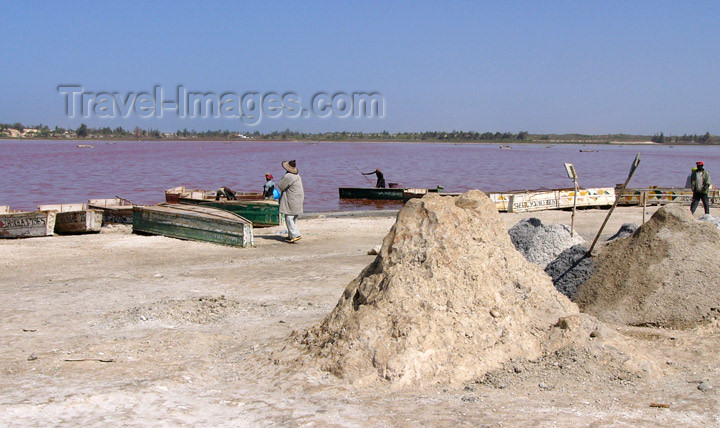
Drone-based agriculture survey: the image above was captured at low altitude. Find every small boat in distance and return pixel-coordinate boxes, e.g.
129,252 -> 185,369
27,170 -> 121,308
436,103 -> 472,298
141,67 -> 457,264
76,144 -> 94,148
579,149 -> 597,152
499,145 -> 512,149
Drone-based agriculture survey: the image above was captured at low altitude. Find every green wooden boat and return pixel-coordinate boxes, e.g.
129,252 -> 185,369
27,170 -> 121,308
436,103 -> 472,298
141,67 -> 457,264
339,186 -> 444,201
132,204 -> 253,247
178,198 -> 282,227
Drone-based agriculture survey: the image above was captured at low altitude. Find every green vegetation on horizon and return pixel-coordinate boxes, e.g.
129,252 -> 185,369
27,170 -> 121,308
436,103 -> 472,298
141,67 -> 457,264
1,122 -> 719,145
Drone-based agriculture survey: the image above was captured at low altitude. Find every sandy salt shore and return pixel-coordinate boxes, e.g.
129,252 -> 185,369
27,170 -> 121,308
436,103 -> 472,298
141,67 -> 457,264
0,206 -> 718,426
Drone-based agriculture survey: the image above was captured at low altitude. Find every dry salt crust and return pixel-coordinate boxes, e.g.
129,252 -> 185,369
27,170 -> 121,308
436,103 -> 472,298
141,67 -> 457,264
508,218 -> 585,268
576,204 -> 720,328
277,191 -> 660,388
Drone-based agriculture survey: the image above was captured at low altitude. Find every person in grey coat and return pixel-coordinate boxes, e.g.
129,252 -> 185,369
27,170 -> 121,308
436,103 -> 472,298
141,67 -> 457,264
278,159 -> 304,243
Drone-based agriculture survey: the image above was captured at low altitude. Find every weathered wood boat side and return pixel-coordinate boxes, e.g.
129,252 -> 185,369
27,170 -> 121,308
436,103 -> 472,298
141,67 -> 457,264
166,186 -> 263,203
88,198 -> 134,224
38,204 -> 104,234
485,187 -> 616,213
0,206 -> 9,214
178,198 -> 282,227
0,210 -> 57,238
132,204 -> 253,247
617,187 -> 720,206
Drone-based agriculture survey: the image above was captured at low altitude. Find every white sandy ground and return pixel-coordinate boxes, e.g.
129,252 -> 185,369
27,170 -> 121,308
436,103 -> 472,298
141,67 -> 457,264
0,206 -> 718,426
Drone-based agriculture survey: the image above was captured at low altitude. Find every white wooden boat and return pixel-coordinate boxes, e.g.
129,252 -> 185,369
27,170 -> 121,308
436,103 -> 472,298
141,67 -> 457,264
0,206 -> 9,214
487,187 -> 616,213
88,198 -> 134,224
37,203 -> 103,234
0,210 -> 57,238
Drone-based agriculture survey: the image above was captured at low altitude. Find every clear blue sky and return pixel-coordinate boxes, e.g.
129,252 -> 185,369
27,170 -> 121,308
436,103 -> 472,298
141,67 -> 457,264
1,1 -> 718,134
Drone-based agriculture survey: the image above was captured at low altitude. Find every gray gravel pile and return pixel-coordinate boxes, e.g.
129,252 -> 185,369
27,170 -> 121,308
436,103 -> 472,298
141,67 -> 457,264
699,214 -> 720,229
544,244 -> 594,299
508,218 -> 585,268
606,223 -> 639,241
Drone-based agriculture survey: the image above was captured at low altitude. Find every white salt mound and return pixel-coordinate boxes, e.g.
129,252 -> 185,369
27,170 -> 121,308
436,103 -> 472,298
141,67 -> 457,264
288,191 -> 658,387
509,218 -> 585,268
699,214 -> 720,229
576,204 -> 720,328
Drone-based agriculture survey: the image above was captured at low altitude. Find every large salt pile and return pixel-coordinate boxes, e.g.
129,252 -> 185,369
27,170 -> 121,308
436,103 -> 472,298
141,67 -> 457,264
544,244 -> 593,299
575,204 -> 720,328
290,191 -> 657,387
509,218 -> 584,268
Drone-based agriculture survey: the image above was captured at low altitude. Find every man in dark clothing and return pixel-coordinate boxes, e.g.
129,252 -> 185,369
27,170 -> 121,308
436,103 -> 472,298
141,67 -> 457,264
363,168 -> 386,188
215,186 -> 236,200
690,161 -> 712,215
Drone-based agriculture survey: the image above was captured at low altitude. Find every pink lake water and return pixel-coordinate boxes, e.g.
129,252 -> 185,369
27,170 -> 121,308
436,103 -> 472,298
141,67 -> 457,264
1,140 -> 718,212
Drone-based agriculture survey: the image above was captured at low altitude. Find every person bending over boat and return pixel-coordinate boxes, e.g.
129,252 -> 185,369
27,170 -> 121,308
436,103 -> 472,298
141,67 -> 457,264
263,173 -> 276,199
690,161 -> 712,215
215,186 -> 236,200
278,160 -> 304,243
363,168 -> 386,188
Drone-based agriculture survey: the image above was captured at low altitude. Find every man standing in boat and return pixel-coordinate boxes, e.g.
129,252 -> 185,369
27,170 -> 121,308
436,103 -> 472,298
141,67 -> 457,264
363,168 -> 386,188
690,161 -> 712,215
278,160 -> 304,243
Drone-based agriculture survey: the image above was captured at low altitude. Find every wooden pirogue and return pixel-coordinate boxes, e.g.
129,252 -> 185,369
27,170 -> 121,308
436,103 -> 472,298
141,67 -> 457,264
132,203 -> 254,248
339,186 -> 444,201
88,198 -> 134,224
0,209 -> 57,238
165,186 -> 263,203
37,203 -> 103,234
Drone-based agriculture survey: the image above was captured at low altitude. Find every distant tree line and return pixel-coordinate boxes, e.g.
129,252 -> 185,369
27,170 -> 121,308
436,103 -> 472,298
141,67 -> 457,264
2,121 -> 719,144
651,132 -> 717,144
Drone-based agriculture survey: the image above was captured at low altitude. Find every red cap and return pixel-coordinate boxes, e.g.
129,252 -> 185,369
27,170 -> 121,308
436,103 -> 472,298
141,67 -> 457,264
697,161 -> 704,166
265,173 -> 273,179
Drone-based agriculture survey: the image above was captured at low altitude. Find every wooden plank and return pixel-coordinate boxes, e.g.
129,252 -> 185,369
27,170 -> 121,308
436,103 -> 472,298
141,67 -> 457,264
54,209 -> 104,234
132,204 -> 253,247
38,203 -> 88,212
0,211 -> 56,238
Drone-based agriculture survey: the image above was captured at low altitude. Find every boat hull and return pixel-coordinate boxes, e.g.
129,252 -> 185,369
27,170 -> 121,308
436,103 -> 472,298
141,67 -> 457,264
132,204 -> 253,247
339,187 -> 442,200
0,211 -> 56,238
88,198 -> 134,224
178,198 -> 282,227
54,210 -> 104,234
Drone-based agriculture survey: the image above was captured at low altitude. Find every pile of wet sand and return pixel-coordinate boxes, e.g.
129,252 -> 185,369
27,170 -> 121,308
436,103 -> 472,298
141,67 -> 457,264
286,191 -> 658,387
576,204 -> 720,328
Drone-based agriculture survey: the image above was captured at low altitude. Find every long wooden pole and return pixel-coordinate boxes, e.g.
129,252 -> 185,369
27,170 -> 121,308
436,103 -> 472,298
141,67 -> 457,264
587,154 -> 641,256
571,177 -> 578,237
354,165 -> 375,186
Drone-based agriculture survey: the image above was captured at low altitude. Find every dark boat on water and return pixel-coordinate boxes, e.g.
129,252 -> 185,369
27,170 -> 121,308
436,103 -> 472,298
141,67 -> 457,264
339,186 -> 444,201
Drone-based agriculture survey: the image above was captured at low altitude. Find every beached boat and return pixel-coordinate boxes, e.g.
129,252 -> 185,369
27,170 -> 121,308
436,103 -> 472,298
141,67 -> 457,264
178,198 -> 282,227
165,186 -> 263,203
486,187 -> 616,213
38,203 -> 103,234
339,186 -> 443,201
0,210 -> 57,238
88,198 -> 134,224
132,203 -> 253,247
0,206 -> 9,214
617,187 -> 719,206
